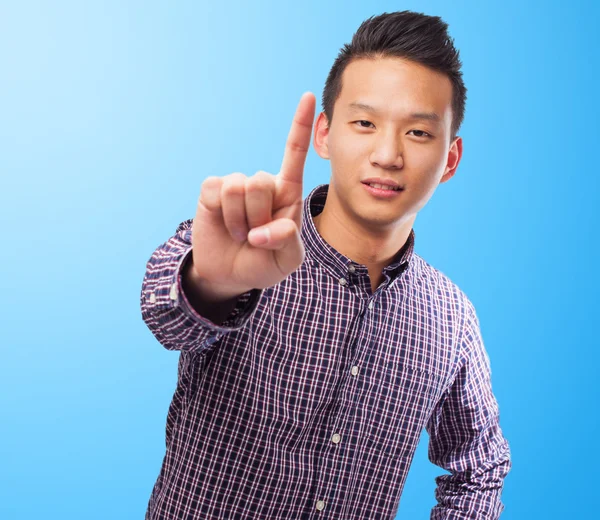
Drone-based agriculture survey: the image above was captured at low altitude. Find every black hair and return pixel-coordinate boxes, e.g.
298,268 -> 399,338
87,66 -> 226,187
322,10 -> 467,140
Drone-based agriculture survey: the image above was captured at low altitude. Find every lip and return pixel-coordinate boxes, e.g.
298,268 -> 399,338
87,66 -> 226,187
361,178 -> 403,189
362,182 -> 404,199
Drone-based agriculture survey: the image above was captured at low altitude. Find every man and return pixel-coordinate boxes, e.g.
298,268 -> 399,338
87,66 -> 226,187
141,10 -> 511,520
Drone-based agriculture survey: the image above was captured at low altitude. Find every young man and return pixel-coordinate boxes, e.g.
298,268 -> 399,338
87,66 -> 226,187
141,10 -> 511,520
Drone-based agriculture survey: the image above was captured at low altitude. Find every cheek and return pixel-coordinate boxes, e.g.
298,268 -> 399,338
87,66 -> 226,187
330,127 -> 368,153
329,144 -> 363,178
408,145 -> 447,176
330,137 -> 362,161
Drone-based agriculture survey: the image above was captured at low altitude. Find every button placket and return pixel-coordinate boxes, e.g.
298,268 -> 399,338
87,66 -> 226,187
316,267 -> 354,515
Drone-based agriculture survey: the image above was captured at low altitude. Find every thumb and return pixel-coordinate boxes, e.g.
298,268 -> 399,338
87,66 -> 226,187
247,218 -> 305,272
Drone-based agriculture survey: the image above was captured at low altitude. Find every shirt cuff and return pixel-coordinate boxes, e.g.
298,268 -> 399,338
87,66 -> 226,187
173,247 -> 264,333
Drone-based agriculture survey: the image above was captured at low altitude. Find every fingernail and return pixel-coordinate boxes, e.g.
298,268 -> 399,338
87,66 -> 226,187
248,228 -> 269,245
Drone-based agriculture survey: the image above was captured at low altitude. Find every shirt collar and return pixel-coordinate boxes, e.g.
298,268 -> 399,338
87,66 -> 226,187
300,183 -> 415,284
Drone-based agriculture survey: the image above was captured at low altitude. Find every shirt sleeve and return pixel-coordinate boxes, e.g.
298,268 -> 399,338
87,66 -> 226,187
140,218 -> 264,353
425,299 -> 512,519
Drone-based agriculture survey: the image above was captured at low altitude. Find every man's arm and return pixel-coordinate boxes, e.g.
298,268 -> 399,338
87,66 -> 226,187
140,218 -> 264,353
141,93 -> 315,354
425,299 -> 512,519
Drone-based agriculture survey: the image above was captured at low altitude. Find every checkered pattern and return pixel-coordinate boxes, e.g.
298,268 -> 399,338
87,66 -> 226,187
140,184 -> 511,519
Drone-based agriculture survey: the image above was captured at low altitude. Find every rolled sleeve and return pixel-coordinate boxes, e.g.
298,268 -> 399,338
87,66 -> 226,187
425,299 -> 512,519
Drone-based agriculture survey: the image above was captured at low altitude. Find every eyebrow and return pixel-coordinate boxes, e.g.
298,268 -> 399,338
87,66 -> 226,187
348,102 -> 441,122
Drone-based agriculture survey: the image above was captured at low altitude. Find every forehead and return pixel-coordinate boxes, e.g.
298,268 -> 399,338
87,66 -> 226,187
337,57 -> 453,123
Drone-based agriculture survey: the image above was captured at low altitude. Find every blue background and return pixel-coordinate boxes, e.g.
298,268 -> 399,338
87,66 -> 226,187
1,1 -> 598,518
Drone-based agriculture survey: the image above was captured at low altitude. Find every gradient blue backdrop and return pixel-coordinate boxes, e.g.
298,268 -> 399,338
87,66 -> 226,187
1,1 -> 598,518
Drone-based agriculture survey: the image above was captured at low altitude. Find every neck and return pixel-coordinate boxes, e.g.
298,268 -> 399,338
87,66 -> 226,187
312,197 -> 414,291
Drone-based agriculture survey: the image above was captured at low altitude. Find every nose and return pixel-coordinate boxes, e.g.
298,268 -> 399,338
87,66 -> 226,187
369,132 -> 404,170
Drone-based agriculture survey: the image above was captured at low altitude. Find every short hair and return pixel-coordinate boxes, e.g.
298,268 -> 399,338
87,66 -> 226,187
322,10 -> 467,141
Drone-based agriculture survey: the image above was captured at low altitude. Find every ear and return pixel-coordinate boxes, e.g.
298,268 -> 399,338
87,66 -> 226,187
313,112 -> 330,160
439,136 -> 463,184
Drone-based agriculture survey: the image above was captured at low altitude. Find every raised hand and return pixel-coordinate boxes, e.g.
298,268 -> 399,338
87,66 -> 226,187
186,92 -> 316,303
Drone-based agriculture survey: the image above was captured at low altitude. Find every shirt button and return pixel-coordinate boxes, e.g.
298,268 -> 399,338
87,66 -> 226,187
351,365 -> 359,376
149,292 -> 157,304
169,283 -> 178,301
368,301 -> 374,310
316,500 -> 325,511
331,433 -> 341,444
338,277 -> 348,286
348,264 -> 356,274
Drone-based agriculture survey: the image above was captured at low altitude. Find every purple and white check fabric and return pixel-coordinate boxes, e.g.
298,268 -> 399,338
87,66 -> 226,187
140,183 -> 511,519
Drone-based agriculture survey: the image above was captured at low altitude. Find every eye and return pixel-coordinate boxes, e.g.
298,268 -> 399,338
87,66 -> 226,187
408,129 -> 433,138
353,120 -> 375,129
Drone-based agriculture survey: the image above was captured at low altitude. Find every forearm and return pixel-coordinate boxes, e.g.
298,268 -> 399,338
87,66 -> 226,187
180,253 -> 241,325
427,299 -> 512,519
430,437 -> 511,519
140,219 -> 263,352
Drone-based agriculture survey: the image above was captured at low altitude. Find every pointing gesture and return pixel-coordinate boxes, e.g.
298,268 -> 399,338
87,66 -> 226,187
276,91 -> 316,227
187,92 -> 317,304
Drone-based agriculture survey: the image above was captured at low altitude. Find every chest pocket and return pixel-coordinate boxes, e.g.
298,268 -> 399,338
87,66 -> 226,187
364,362 -> 444,459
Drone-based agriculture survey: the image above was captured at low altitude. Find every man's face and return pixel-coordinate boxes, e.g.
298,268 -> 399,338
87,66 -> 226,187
314,57 -> 462,232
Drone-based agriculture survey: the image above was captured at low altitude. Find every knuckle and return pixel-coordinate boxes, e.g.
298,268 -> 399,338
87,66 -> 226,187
201,176 -> 221,189
292,116 -> 313,129
222,173 -> 246,195
246,171 -> 275,192
286,141 -> 309,154
199,177 -> 223,204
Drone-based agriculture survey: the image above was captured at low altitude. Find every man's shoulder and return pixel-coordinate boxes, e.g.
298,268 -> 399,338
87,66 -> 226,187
409,253 -> 474,311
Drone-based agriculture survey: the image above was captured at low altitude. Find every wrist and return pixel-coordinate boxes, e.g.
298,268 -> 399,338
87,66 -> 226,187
183,257 -> 249,304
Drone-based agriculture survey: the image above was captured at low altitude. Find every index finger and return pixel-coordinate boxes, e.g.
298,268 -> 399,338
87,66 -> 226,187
278,92 -> 316,188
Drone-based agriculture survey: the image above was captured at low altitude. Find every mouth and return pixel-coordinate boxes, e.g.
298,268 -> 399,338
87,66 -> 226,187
361,181 -> 405,198
361,181 -> 404,192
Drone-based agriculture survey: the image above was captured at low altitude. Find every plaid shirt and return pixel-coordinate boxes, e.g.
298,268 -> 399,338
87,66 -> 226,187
140,183 -> 511,519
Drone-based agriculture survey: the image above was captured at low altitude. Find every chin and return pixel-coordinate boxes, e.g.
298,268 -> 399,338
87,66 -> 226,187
355,209 -> 403,228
